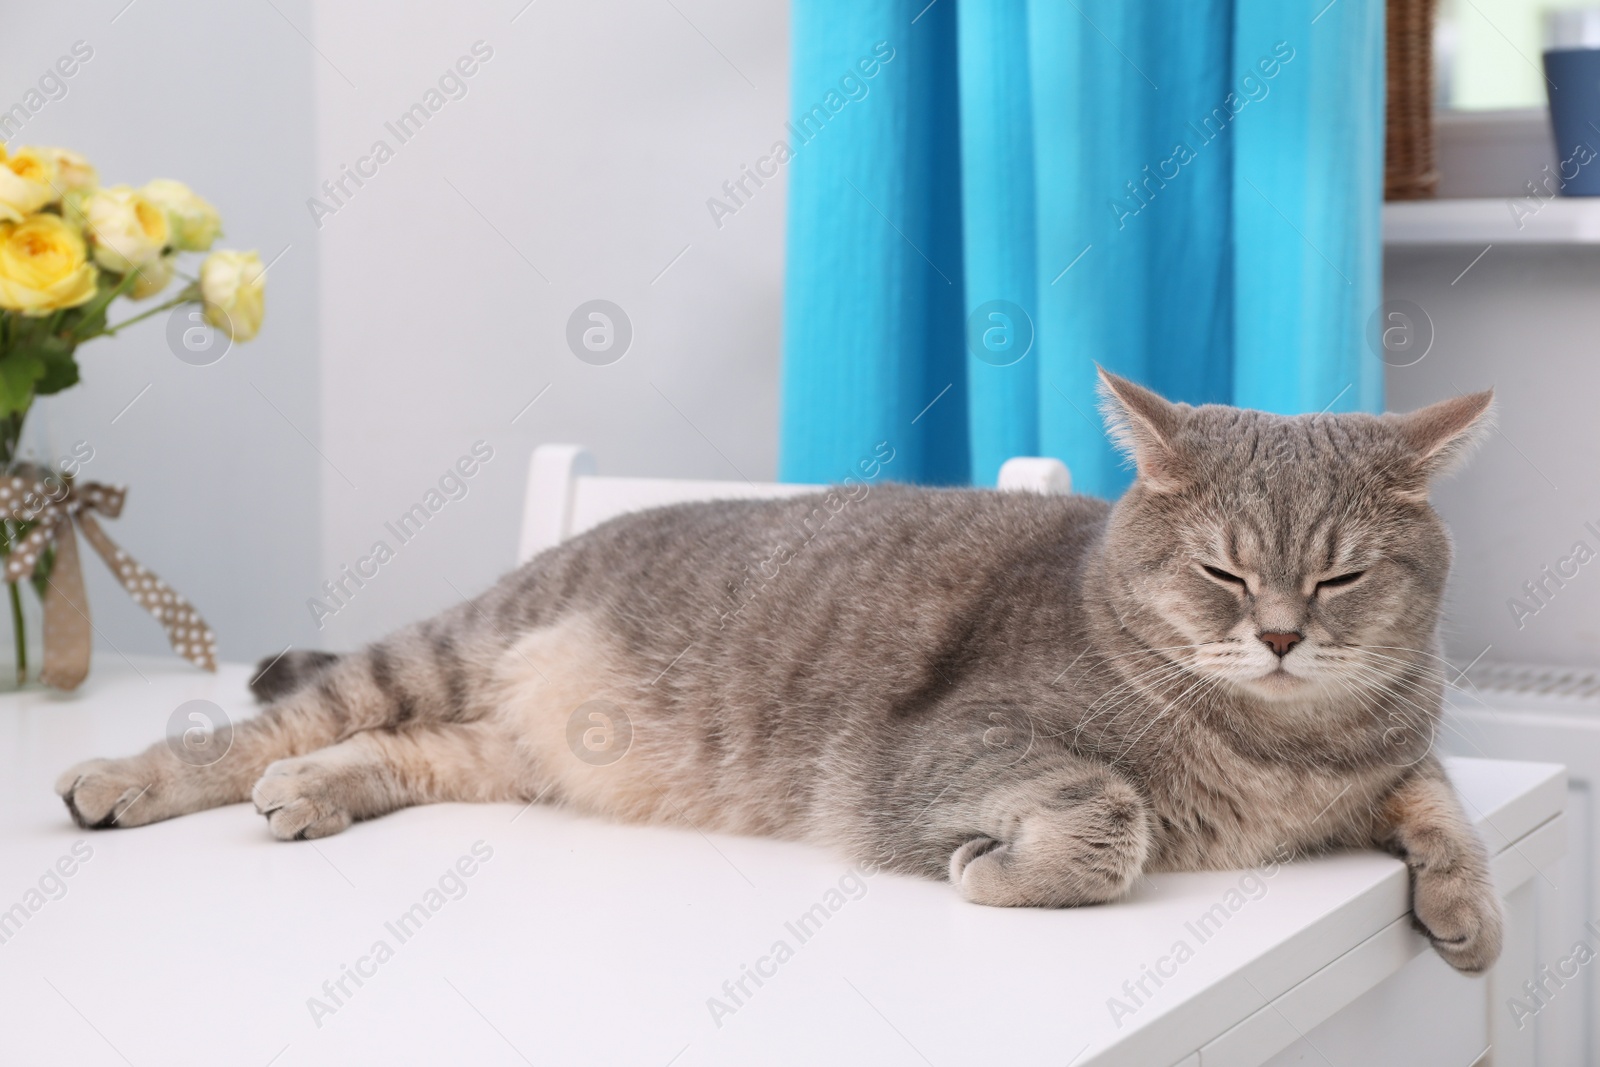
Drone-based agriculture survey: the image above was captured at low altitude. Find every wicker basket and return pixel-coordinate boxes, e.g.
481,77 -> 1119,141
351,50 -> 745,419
1386,0 -> 1440,200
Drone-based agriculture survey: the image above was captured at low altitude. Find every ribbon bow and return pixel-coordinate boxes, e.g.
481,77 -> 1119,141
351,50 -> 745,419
0,465 -> 216,690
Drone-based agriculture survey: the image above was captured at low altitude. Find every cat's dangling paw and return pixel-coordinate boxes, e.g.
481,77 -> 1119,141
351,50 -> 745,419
252,757 -> 355,840
56,757 -> 163,829
1411,863 -> 1504,974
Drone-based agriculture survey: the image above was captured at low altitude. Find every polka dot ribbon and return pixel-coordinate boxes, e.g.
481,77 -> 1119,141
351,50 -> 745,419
0,466 -> 216,690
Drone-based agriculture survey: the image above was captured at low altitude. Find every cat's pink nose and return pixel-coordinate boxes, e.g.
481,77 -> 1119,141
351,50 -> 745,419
1259,631 -> 1302,657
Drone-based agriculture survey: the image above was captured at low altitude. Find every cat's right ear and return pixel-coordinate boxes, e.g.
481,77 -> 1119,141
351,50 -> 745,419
1096,367 -> 1190,492
1389,388 -> 1496,500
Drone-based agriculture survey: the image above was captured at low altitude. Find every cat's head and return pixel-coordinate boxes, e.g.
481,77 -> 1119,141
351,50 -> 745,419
1094,369 -> 1493,704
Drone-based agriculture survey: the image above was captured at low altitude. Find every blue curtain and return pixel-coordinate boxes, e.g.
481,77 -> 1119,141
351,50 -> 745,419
779,0 -> 1384,497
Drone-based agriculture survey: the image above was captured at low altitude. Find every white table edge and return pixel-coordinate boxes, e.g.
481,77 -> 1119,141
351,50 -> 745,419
1196,810 -> 1566,1067
1080,762 -> 1567,1067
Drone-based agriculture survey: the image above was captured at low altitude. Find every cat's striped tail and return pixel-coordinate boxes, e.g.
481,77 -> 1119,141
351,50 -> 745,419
249,649 -> 341,703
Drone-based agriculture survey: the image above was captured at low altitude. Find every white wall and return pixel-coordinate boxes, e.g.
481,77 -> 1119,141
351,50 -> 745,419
1386,246 -> 1600,670
1,0 -> 790,668
309,0 -> 790,650
1,0 -> 323,665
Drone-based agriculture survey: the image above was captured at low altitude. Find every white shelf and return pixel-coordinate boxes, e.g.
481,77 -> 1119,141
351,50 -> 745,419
1385,196 -> 1600,245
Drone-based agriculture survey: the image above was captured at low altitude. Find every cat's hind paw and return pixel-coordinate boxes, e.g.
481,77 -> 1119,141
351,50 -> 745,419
56,757 -> 163,829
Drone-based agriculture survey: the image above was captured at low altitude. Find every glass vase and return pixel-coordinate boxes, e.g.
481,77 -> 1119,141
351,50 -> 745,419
0,409 -> 42,690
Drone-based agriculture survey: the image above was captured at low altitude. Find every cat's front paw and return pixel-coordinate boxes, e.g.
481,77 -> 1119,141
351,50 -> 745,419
950,774 -> 1152,907
252,757 -> 354,840
1411,863 -> 1503,974
55,756 -> 163,829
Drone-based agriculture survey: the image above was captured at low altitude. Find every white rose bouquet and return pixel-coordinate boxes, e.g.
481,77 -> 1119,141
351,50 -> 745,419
0,142 -> 264,682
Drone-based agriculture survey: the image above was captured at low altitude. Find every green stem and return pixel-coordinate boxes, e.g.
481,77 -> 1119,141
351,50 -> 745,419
0,406 -> 25,685
62,270 -> 139,343
8,580 -> 23,686
76,290 -> 197,342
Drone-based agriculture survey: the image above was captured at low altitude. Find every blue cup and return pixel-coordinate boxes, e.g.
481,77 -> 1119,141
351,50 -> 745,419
1545,10 -> 1600,196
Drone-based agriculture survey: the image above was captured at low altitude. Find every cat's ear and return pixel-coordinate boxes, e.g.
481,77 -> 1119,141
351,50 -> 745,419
1391,389 -> 1495,498
1096,367 -> 1190,492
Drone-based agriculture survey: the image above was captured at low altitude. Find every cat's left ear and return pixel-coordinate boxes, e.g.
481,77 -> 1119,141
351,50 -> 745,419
1391,389 -> 1495,496
1096,367 -> 1191,492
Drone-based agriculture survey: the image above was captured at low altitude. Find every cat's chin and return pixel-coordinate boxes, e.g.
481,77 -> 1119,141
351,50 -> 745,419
1240,668 -> 1313,699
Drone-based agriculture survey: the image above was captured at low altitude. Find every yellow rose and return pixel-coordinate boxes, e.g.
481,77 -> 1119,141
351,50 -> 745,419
142,178 -> 221,251
129,253 -> 175,300
200,249 -> 265,341
0,213 -> 98,314
37,147 -> 97,194
83,184 -> 169,274
0,146 -> 61,222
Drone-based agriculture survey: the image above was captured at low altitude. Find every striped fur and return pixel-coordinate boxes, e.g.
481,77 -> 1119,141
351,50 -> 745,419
54,375 -> 1504,973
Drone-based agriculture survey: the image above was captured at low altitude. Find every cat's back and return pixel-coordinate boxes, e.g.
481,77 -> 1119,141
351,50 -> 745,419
543,481 -> 1111,624
493,481 -> 1115,714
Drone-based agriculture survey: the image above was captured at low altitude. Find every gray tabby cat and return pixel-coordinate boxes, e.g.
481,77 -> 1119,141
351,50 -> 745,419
56,370 -> 1503,973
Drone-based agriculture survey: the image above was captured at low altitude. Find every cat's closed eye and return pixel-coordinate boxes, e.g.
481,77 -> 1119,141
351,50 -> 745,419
1200,564 -> 1248,588
1315,571 -> 1366,592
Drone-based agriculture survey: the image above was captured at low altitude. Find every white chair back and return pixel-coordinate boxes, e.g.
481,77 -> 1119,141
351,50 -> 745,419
517,445 -> 1071,564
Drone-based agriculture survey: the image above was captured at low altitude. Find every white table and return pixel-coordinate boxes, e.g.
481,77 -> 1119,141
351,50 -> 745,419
0,661 -> 1565,1066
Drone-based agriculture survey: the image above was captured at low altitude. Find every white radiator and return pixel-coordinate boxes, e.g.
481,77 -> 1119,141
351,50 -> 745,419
1444,663 -> 1600,1067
